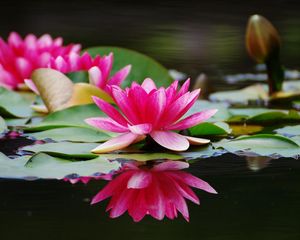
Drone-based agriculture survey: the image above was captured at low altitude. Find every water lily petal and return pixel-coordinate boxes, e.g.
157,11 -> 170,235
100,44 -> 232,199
91,171 -> 133,204
150,131 -> 189,151
109,65 -> 131,86
146,178 -> 165,220
127,171 -> 152,189
146,88 -> 166,126
184,136 -> 210,145
153,161 -> 189,171
128,123 -> 152,135
141,78 -> 157,93
91,132 -> 139,153
111,86 -> 140,124
169,172 -> 217,194
24,79 -> 40,95
170,175 -> 200,204
85,117 -> 129,133
166,109 -> 218,130
177,78 -> 190,97
92,96 -> 128,126
99,53 -> 113,80
16,57 -> 32,78
88,66 -> 104,88
110,188 -> 135,218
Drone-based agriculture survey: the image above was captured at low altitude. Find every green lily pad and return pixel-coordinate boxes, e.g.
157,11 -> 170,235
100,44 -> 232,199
185,100 -> 231,122
228,108 -> 300,124
291,135 -> 300,145
25,153 -> 120,179
19,141 -> 187,162
5,118 -> 30,127
213,134 -> 300,159
102,152 -> 184,162
26,127 -> 112,143
0,153 -> 30,179
24,104 -> 105,132
67,71 -> 89,83
0,116 -> 7,133
20,142 -> 99,159
275,125 -> 300,137
189,122 -> 232,136
209,84 -> 268,104
180,145 -> 227,160
0,87 -> 33,118
0,152 -> 120,180
85,46 -> 173,87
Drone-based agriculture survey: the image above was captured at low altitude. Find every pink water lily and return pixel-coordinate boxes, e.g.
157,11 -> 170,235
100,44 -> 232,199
51,52 -> 131,93
92,161 -> 217,222
85,78 -> 217,152
25,52 -> 131,95
0,32 -> 81,89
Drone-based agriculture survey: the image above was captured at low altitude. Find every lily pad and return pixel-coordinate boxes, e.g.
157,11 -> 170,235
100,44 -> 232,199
0,153 -> 30,179
0,152 -> 120,180
180,145 -> 227,160
209,84 -> 268,104
213,134 -> 300,159
0,116 -> 7,133
275,125 -> 300,137
185,100 -> 231,122
291,136 -> 300,145
228,108 -> 300,124
5,118 -> 30,127
209,81 -> 300,105
24,104 -> 105,132
102,152 -> 184,162
189,122 -> 232,136
26,127 -> 112,143
0,87 -> 33,118
20,142 -> 99,159
85,47 -> 173,86
25,153 -> 120,179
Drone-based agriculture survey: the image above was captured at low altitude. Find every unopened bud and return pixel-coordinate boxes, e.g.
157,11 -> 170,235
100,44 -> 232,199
246,15 -> 280,63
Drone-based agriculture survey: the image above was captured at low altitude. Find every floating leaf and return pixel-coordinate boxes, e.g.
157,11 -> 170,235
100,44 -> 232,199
185,100 -> 231,122
20,142 -> 99,159
275,125 -> 300,137
68,83 -> 113,106
25,153 -> 120,179
0,117 -> 7,133
209,84 -> 268,104
180,145 -> 227,160
5,118 -> 30,127
24,104 -> 105,132
189,122 -> 231,136
229,108 -> 300,124
209,81 -> 300,105
102,152 -> 183,162
26,127 -> 112,143
0,153 -> 30,179
0,152 -> 120,180
291,135 -> 300,145
213,134 -> 300,159
230,124 -> 264,135
31,69 -> 113,113
85,47 -> 173,86
0,87 -> 33,118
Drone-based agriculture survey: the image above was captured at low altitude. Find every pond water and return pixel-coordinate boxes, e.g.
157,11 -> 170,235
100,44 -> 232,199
1,0 -> 300,239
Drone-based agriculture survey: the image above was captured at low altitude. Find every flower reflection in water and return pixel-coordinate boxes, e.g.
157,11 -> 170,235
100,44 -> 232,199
91,160 -> 217,222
